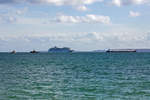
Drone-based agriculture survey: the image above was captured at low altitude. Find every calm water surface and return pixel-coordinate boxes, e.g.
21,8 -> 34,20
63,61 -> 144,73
0,53 -> 150,100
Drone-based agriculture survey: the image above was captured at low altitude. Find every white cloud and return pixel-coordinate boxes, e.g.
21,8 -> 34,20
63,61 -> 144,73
76,5 -> 88,11
45,0 -> 103,6
55,14 -> 111,24
16,7 -> 28,15
0,0 -> 149,8
112,0 -> 148,6
0,7 -> 28,24
1,0 -> 149,6
129,11 -> 140,17
0,0 -> 104,11
1,31 -> 150,51
0,14 -> 17,23
0,0 -> 103,6
112,0 -> 121,7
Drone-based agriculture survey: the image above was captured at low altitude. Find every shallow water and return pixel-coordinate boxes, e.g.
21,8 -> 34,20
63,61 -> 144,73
0,52 -> 150,100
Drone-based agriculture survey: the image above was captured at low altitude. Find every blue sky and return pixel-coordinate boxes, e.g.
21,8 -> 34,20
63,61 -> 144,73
0,0 -> 150,51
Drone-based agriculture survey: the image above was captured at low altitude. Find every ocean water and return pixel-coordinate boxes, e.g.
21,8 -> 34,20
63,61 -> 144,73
0,52 -> 150,100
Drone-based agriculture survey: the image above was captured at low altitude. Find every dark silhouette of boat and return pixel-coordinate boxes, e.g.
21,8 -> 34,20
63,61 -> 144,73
30,50 -> 38,53
106,49 -> 136,52
10,50 -> 16,54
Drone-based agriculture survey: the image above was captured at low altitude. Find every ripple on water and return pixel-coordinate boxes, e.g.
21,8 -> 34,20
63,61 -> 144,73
1,53 -> 150,100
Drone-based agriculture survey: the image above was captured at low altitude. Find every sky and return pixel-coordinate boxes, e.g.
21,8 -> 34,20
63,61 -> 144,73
0,0 -> 150,52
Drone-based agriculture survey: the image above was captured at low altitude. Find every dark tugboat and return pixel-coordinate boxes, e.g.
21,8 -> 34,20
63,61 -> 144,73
30,50 -> 38,53
11,50 -> 16,54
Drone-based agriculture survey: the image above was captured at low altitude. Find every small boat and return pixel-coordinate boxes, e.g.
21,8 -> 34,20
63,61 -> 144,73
30,50 -> 38,53
11,50 -> 16,54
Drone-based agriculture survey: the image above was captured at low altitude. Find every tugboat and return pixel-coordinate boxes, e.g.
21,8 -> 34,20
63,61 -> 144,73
30,50 -> 38,53
10,50 -> 16,54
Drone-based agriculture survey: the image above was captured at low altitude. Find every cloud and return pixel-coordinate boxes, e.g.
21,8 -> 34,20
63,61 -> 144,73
0,7 -> 28,24
112,0 -> 148,6
0,14 -> 17,23
0,0 -> 104,11
16,7 -> 28,15
76,5 -> 88,11
0,0 -> 149,8
1,31 -> 150,52
0,8 -> 110,25
55,14 -> 111,24
129,11 -> 140,17
0,0 -> 103,6
112,0 -> 121,7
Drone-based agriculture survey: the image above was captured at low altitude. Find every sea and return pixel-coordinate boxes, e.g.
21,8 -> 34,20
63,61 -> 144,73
0,52 -> 150,100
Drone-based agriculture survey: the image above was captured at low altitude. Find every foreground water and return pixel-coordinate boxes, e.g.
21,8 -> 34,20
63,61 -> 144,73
0,52 -> 150,100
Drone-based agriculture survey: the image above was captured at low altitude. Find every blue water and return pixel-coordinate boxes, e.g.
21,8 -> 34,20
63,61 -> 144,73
0,52 -> 150,100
